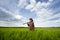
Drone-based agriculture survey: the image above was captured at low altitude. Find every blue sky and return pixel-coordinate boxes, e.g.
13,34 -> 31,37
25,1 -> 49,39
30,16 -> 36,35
0,0 -> 60,27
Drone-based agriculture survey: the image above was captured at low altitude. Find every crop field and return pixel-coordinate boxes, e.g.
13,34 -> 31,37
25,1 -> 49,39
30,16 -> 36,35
0,27 -> 60,40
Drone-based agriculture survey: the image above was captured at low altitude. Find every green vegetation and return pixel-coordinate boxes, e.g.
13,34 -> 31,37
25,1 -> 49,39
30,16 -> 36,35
0,27 -> 60,40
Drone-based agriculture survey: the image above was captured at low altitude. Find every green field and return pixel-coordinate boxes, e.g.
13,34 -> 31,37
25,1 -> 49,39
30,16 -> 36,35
0,27 -> 60,40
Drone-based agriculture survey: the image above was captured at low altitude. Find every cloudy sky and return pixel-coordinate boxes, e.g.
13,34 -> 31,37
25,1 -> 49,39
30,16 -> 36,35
0,0 -> 60,27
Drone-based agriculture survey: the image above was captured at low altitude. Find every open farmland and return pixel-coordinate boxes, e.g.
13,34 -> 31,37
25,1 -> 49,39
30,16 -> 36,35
0,27 -> 60,40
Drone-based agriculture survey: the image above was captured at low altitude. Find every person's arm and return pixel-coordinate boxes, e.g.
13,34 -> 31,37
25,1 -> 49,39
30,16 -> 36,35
27,22 -> 30,26
23,22 -> 30,26
23,22 -> 28,25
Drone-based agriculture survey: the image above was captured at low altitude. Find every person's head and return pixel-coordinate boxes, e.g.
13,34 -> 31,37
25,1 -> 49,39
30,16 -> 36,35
29,18 -> 33,22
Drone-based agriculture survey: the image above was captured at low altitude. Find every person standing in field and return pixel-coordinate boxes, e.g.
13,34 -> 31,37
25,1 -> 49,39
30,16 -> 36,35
27,18 -> 35,31
24,18 -> 35,31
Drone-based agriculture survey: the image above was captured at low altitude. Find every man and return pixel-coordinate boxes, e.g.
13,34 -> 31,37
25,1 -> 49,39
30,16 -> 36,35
24,18 -> 35,30
27,18 -> 35,30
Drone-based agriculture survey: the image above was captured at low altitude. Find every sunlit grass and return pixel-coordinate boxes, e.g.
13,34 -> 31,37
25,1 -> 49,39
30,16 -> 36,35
0,27 -> 60,40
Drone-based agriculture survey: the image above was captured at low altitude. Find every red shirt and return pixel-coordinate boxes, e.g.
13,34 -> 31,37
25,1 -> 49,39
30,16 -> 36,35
27,21 -> 35,30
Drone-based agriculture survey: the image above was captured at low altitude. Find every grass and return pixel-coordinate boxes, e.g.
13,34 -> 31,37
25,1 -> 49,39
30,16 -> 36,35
0,27 -> 60,40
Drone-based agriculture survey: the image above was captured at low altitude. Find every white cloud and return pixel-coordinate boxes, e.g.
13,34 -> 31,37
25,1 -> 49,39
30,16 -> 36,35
41,2 -> 50,7
25,0 -> 53,21
36,9 -> 53,19
34,16 -> 60,27
30,0 -> 36,5
18,0 -> 28,8
25,0 -> 52,12
15,15 -> 23,19
0,0 -> 60,27
31,2 -> 41,12
49,0 -> 53,2
34,11 -> 60,27
25,4 -> 34,10
0,0 -> 28,27
0,7 -> 24,27
0,0 -> 18,12
25,0 -> 60,27
0,7 -> 14,16
25,0 -> 36,10
0,7 -> 23,19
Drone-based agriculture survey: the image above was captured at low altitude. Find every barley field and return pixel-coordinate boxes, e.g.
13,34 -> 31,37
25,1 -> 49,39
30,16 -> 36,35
0,27 -> 60,40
